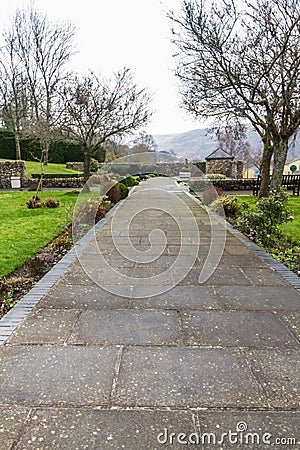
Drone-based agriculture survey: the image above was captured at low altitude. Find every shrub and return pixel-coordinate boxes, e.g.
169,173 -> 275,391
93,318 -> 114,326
237,189 -> 294,248
45,198 -> 60,208
180,166 -> 190,173
90,158 -> 99,173
26,195 -> 43,209
118,182 -> 129,199
206,173 -> 227,180
74,196 -> 112,229
210,195 -> 243,219
101,181 -> 128,203
122,175 -> 140,187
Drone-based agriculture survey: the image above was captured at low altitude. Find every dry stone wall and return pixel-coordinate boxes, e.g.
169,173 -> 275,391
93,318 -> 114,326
0,161 -> 26,188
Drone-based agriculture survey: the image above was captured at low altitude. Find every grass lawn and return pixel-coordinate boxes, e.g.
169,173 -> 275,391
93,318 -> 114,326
0,190 -> 79,278
0,159 -> 81,178
236,194 -> 300,244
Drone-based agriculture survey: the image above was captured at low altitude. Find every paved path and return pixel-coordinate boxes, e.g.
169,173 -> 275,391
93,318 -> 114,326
0,177 -> 299,449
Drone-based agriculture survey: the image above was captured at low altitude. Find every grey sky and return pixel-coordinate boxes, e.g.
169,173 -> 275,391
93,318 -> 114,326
0,0 -> 205,135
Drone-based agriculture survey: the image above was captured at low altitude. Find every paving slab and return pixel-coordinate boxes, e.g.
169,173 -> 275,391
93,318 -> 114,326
181,310 -> 299,347
0,407 -> 30,450
247,348 -> 300,408
216,286 -> 300,310
14,408 -> 198,450
6,309 -> 79,344
113,347 -> 267,408
0,346 -> 118,406
195,410 -> 300,449
241,268 -> 290,286
68,310 -> 183,345
39,284 -> 130,309
180,267 -> 252,286
278,311 -> 300,341
131,286 -> 220,310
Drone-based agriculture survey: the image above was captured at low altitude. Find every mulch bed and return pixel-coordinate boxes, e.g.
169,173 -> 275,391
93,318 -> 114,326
0,227 -> 73,319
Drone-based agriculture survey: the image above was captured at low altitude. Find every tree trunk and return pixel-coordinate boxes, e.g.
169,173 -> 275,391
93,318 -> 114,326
270,138 -> 289,191
259,136 -> 273,197
83,146 -> 91,183
42,141 -> 49,166
15,132 -> 21,160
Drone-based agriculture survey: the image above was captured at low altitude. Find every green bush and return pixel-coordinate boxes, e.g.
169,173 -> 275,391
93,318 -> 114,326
118,182 -> 129,199
90,158 -> 99,173
210,195 -> 243,218
206,173 -> 227,180
237,189 -> 294,248
121,175 -> 140,187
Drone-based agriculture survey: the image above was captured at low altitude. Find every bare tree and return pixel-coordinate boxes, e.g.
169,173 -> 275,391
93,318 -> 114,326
0,27 -> 29,160
10,6 -> 76,165
129,131 -> 158,153
62,68 -> 152,181
169,0 -> 300,196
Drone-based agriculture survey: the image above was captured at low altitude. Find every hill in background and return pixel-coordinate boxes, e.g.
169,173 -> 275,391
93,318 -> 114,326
154,128 -> 300,162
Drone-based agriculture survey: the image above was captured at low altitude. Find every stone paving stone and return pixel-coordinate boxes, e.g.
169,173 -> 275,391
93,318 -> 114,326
113,347 -> 267,408
181,311 -> 299,347
95,268 -> 174,286
180,267 -> 252,286
224,245 -> 254,256
58,265 -> 96,285
131,286 -> 221,310
15,408 -> 200,450
69,310 -> 182,345
6,309 -> 79,344
241,268 -> 289,286
247,348 -> 300,408
216,286 -> 300,310
17,408 -> 299,450
0,407 -> 30,450
0,346 -> 118,406
196,410 -> 300,449
217,254 -> 267,268
39,284 -> 130,309
278,312 -> 300,341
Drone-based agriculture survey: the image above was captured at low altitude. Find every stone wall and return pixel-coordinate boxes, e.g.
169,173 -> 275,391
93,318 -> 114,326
27,177 -> 84,189
190,177 -> 255,192
0,161 -> 26,189
206,160 -> 243,179
98,162 -> 206,177
66,162 -> 84,171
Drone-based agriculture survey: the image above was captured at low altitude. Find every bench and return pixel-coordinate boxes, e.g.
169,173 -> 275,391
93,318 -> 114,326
253,174 -> 300,196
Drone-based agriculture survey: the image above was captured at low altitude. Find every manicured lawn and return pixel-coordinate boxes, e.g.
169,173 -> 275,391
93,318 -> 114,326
0,159 -> 81,178
237,194 -> 300,244
0,190 -> 79,277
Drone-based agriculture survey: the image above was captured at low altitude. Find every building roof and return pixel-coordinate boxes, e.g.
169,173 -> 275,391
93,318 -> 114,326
205,148 -> 234,161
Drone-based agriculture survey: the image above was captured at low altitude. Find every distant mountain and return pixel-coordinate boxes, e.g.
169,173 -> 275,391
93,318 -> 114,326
154,128 -> 300,162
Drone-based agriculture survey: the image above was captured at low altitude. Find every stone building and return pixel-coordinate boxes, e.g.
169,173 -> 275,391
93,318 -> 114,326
205,148 -> 243,179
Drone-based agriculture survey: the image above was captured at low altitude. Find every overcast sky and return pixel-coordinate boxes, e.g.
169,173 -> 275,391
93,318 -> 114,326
0,0 -> 206,135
